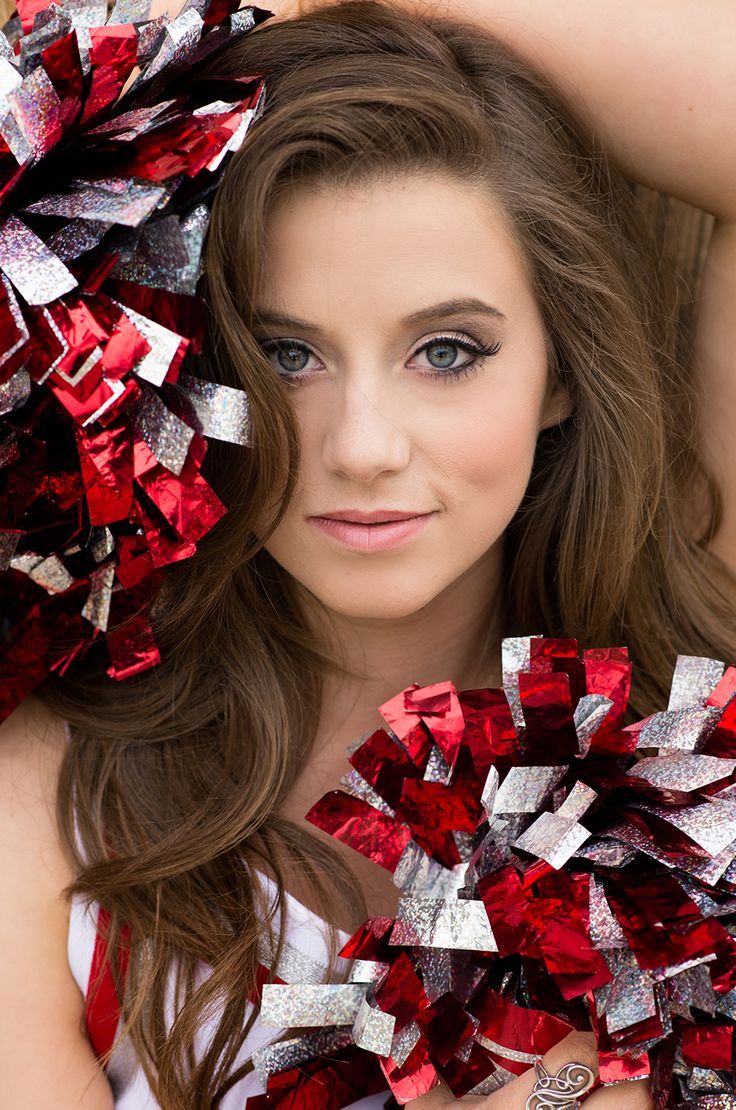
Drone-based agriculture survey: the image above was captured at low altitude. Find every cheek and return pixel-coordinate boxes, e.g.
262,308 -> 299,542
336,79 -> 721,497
423,377 -> 545,507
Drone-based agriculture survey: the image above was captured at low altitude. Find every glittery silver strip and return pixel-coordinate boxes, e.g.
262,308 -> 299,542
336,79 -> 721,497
230,7 -> 258,36
689,844 -> 736,887
424,742 -> 453,785
630,752 -> 736,792
85,100 -> 174,140
258,933 -> 328,988
481,764 -> 499,816
19,4 -> 73,65
636,706 -> 721,752
390,1020 -> 421,1067
455,1031 -> 476,1064
688,1069 -> 730,1092
340,768 -> 395,817
0,215 -> 77,305
56,346 -> 103,388
348,959 -> 388,984
252,1028 -> 354,1088
684,1097 -> 736,1108
0,56 -> 28,163
715,988 -> 736,1019
10,551 -> 74,593
668,655 -> 725,711
74,25 -> 93,75
655,953 -> 717,982
46,218 -> 111,261
573,693 -> 613,756
134,385 -> 194,475
81,376 -> 126,426
475,1032 -> 538,1064
492,765 -> 567,815
453,829 -> 474,861
34,307 -> 70,384
598,950 -> 657,1034
7,64 -> 63,162
392,840 -> 467,898
389,896 -> 497,951
513,809 -> 591,870
204,104 -> 259,172
667,962 -> 717,1018
0,102 -> 32,167
138,8 -> 204,84
26,177 -> 170,226
0,275 -> 29,368
0,56 -> 22,95
414,947 -> 452,1002
0,367 -> 30,414
0,530 -> 20,571
677,1098 -> 736,1109
177,372 -> 251,447
177,204 -> 209,293
575,838 -> 637,868
588,875 -> 627,949
638,796 -> 736,856
352,993 -> 395,1057
501,635 -> 534,732
111,214 -> 189,290
81,561 -> 115,631
558,780 -> 597,819
90,526 -> 115,563
118,301 -> 182,388
260,983 -> 367,1028
61,0 -> 109,31
107,0 -> 152,23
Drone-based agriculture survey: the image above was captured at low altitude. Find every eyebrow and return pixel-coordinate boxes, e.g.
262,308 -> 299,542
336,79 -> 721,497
252,297 -> 507,333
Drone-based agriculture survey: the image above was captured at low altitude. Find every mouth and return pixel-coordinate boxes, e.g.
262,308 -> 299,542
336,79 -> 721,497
307,510 -> 437,552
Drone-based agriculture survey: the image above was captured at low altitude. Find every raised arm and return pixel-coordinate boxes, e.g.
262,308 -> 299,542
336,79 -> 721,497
417,0 -> 735,221
409,0 -> 736,570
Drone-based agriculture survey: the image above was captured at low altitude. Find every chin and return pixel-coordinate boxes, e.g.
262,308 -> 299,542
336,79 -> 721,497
310,581 -> 442,622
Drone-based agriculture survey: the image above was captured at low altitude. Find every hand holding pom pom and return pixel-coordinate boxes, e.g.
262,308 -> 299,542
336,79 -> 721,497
257,637 -> 736,1109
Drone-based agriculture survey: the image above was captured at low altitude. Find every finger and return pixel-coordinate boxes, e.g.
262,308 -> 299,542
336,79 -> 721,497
482,1031 -> 599,1109
585,1078 -> 652,1108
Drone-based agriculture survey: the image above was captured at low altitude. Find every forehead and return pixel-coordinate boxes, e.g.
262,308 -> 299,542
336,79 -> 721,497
258,174 -> 536,328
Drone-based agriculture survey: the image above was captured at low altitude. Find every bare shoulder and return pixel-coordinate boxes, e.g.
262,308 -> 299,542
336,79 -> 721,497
0,697 -> 114,1107
695,219 -> 736,576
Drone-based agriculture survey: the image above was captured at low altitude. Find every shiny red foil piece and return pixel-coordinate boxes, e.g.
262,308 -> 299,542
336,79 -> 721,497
0,0 -> 266,717
294,639 -> 736,1105
264,1045 -> 387,1109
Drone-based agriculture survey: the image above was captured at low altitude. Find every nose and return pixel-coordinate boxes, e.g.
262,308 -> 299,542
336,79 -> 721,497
321,375 -> 411,484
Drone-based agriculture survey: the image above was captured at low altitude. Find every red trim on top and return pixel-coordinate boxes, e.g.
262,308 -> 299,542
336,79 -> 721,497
85,905 -> 131,1066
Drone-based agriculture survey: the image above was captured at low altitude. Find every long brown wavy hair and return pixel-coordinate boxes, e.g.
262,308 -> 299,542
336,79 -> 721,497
36,2 -> 736,1105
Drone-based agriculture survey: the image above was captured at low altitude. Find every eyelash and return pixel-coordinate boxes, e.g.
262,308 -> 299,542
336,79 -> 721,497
259,331 -> 502,385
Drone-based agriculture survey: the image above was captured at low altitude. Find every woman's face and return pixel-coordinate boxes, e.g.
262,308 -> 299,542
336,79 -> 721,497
254,174 -> 567,620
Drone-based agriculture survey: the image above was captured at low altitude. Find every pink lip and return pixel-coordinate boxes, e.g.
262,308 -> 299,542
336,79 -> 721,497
308,510 -> 436,552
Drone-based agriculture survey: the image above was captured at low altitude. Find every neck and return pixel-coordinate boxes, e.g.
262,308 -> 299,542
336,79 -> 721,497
304,543 -> 505,755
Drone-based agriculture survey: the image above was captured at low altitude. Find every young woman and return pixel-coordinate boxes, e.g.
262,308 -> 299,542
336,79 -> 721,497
1,0 -> 734,1107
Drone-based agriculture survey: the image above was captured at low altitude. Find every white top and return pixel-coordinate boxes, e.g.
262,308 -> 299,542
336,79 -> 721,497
67,878 -> 387,1108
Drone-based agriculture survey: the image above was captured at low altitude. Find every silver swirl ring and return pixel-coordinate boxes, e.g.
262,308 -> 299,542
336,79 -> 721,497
525,1059 -> 596,1109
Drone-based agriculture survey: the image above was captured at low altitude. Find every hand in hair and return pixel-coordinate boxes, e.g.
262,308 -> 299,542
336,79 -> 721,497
406,1032 -> 652,1108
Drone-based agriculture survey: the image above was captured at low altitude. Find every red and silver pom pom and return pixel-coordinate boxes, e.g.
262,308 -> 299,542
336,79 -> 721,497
0,0 -> 268,719
255,638 -> 736,1109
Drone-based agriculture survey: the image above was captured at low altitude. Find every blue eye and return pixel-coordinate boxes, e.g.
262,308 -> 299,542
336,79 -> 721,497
424,340 -> 463,369
411,333 -> 502,379
262,340 -> 320,378
259,331 -> 502,384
